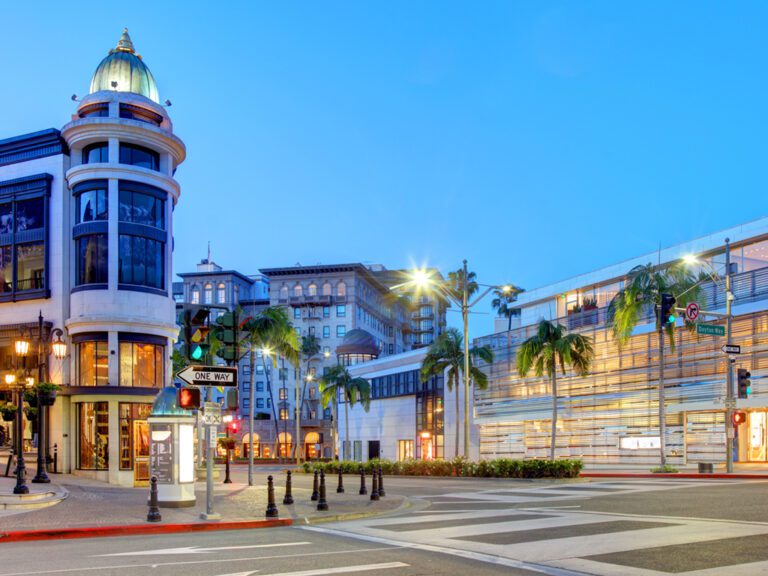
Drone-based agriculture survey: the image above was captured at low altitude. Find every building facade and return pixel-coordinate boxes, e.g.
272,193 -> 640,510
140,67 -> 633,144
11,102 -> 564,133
0,30 -> 185,486
475,218 -> 768,467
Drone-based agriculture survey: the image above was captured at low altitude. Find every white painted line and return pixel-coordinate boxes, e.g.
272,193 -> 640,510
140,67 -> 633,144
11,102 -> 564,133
0,546 -> 403,576
250,563 -> 408,576
98,541 -> 311,556
300,525 -> 589,576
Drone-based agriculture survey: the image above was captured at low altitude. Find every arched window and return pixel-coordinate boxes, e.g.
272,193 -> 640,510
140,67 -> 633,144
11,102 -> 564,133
307,283 -> 317,296
191,285 -> 200,304
322,282 -> 332,296
217,282 -> 226,303
293,284 -> 303,297
279,285 -> 289,300
203,283 -> 213,304
336,281 -> 346,297
278,432 -> 293,458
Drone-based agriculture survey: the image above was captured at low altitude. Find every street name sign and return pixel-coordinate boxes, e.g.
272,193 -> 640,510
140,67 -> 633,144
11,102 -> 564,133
697,323 -> 725,337
177,365 -> 238,387
685,302 -> 700,322
201,402 -> 222,425
722,344 -> 741,355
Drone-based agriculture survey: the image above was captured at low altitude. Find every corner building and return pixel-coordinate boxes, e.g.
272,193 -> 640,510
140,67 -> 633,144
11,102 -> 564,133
0,30 -> 185,486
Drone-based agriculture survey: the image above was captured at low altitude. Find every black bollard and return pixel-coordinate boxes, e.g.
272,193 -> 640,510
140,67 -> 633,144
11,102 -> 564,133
370,469 -> 380,501
283,470 -> 294,505
358,466 -> 367,495
147,476 -> 162,522
311,470 -> 319,501
336,469 -> 345,493
317,470 -> 329,511
378,466 -> 386,497
266,475 -> 279,518
53,443 -> 58,474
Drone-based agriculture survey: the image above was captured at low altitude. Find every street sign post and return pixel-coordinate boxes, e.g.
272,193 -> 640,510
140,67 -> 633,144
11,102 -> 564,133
722,344 -> 741,355
201,402 -> 221,425
176,366 -> 238,387
697,323 -> 725,337
685,302 -> 700,322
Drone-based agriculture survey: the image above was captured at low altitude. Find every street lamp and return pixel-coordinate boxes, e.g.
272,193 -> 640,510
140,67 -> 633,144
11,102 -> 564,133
399,262 -> 513,458
12,331 -> 30,494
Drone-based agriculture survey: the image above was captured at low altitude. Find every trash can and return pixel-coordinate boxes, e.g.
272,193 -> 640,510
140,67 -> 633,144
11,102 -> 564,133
698,462 -> 714,474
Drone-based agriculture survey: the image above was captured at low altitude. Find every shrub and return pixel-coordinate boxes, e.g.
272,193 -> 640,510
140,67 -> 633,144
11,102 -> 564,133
300,457 -> 583,479
651,465 -> 678,473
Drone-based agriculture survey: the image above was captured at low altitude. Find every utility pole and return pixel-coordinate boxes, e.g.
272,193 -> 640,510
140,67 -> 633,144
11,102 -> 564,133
725,238 -> 735,473
462,259 -> 471,459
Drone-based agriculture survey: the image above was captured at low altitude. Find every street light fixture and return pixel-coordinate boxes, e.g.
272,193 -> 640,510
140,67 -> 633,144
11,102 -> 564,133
399,261 -> 513,458
12,330 -> 31,495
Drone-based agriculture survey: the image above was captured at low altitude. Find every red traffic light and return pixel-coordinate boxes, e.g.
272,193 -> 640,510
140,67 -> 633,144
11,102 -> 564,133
177,387 -> 201,410
733,411 -> 747,426
228,420 -> 240,433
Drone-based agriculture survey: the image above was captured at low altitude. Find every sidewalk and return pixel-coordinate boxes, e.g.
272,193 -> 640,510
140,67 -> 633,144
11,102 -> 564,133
0,468 -> 405,541
581,462 -> 768,479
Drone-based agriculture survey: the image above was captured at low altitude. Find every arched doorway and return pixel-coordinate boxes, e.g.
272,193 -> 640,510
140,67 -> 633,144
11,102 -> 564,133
304,431 -> 320,460
242,433 -> 261,458
278,432 -> 292,458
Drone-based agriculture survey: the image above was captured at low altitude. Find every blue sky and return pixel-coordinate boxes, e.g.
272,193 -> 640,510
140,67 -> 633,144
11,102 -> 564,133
1,2 -> 766,334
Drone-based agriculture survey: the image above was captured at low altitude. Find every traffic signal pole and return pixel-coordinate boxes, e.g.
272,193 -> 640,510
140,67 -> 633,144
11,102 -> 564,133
725,239 -> 734,474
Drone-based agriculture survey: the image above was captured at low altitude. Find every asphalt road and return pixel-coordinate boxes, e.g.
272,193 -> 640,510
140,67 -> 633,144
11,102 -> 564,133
4,474 -> 768,575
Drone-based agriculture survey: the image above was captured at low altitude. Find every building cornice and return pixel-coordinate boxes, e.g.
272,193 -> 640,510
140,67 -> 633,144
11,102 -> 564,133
0,128 -> 68,167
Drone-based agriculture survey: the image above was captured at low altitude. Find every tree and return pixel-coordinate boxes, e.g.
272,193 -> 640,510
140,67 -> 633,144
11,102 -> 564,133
297,334 -> 321,462
491,284 -> 525,331
243,307 -> 300,459
446,268 -> 478,302
319,365 -> 371,461
517,320 -> 594,461
607,262 -> 701,466
420,328 -> 493,457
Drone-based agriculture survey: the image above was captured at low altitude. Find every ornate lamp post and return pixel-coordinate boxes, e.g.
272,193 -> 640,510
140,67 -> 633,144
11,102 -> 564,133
32,326 -> 66,484
13,332 -> 31,494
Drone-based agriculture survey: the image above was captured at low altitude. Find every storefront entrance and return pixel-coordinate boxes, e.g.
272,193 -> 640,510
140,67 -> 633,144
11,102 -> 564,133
746,411 -> 768,462
133,421 -> 150,485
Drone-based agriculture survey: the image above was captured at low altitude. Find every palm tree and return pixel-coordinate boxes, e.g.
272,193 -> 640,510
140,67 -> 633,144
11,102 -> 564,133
319,365 -> 371,461
243,307 -> 300,459
420,328 -> 493,457
297,334 -> 321,462
517,320 -> 594,461
607,262 -> 700,466
446,267 -> 478,301
491,284 -> 525,331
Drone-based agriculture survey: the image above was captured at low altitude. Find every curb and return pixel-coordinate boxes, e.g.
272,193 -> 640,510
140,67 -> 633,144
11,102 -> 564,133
299,497 -> 412,525
581,472 -> 768,480
0,518 -> 292,543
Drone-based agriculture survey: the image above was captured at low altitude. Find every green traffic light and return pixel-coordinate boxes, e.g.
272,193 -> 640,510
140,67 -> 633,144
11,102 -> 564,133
668,314 -> 676,324
191,345 -> 203,361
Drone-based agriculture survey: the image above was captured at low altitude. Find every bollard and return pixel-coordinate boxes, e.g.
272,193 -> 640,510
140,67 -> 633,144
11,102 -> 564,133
283,470 -> 294,505
378,466 -> 385,497
147,476 -> 162,522
336,469 -> 345,493
370,468 -> 380,501
311,470 -> 319,501
53,444 -> 58,474
266,475 -> 279,518
358,466 -> 367,495
317,470 -> 329,511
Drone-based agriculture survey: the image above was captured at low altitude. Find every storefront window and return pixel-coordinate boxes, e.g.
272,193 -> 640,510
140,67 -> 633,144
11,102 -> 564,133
119,403 -> 152,470
77,402 -> 109,470
119,341 -> 164,387
77,340 -> 108,386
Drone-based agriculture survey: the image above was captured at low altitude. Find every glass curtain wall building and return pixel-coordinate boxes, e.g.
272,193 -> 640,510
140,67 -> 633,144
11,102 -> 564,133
475,219 -> 768,467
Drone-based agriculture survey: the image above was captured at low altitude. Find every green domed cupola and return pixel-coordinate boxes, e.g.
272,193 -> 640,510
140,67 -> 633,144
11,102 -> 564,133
89,29 -> 160,103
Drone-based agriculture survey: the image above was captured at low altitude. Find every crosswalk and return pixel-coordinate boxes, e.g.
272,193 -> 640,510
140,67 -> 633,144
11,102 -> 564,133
305,480 -> 768,576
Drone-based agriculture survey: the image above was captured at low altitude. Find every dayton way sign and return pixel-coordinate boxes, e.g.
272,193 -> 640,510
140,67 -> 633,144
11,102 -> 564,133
177,365 -> 238,387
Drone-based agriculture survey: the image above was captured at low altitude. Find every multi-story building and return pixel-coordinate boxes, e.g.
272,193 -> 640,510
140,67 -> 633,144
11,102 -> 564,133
0,30 -> 185,486
475,218 -> 768,467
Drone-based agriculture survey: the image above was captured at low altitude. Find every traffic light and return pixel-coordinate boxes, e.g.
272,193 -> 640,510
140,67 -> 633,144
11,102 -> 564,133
188,306 -> 211,362
228,419 -> 240,434
660,293 -> 676,326
225,388 -> 239,411
214,311 -> 250,365
178,387 -> 201,410
733,411 -> 747,426
738,368 -> 752,398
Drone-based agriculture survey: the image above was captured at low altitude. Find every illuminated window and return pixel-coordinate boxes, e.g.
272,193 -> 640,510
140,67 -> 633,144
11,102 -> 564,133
77,402 -> 109,470
77,338 -> 108,386
119,339 -> 165,388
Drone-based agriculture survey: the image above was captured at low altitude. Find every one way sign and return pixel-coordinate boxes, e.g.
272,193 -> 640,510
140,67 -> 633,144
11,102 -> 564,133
177,365 -> 238,387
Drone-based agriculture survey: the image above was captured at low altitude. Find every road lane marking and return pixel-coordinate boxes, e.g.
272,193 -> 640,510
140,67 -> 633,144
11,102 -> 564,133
0,546 -> 403,576
97,541 -> 311,556
240,563 -> 408,576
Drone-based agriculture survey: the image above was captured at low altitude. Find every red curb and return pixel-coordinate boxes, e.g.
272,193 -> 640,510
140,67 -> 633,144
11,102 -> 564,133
581,472 -> 768,480
0,518 -> 292,543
